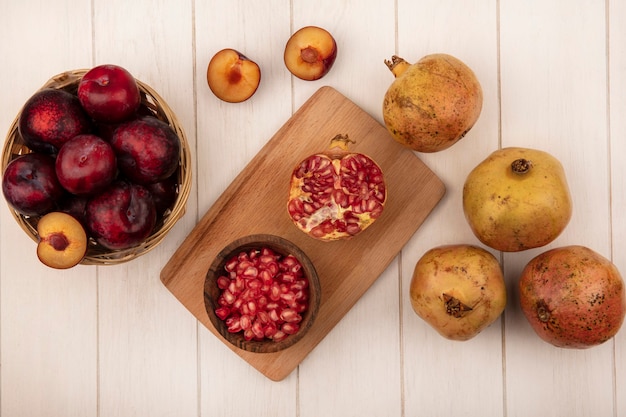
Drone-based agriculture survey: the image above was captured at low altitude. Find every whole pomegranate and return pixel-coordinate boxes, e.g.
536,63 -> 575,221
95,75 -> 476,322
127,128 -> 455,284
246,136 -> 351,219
382,54 -> 483,153
410,244 -> 506,341
463,147 -> 572,252
287,134 -> 387,241
519,245 -> 626,349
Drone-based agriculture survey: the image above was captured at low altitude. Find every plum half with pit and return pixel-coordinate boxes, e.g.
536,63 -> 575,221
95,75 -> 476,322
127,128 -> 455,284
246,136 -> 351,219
284,26 -> 337,81
36,211 -> 88,269
110,116 -> 180,185
18,88 -> 93,154
85,181 -> 156,250
2,153 -> 65,216
207,48 -> 261,103
55,134 -> 117,195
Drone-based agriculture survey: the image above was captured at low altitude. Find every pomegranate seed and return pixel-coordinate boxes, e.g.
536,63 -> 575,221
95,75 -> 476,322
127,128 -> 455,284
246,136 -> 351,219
243,329 -> 255,341
240,314 -> 252,330
225,316 -> 241,333
272,331 -> 287,342
270,283 -> 282,301
217,276 -> 230,289
282,273 -> 296,283
252,321 -> 264,339
280,291 -> 296,303
257,295 -> 268,309
282,322 -> 300,335
264,323 -> 278,338
260,247 -> 275,256
225,258 -> 238,272
214,245 -> 310,343
268,309 -> 280,323
240,303 -> 250,316
215,307 -> 231,320
280,308 -> 302,323
257,310 -> 270,324
242,265 -> 258,278
259,254 -> 275,265
292,279 -> 309,290
222,289 -> 236,305
247,300 -> 257,315
259,269 -> 273,284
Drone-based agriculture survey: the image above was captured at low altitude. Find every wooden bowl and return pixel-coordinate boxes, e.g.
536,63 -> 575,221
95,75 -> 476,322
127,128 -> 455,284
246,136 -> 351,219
204,234 -> 321,354
1,69 -> 192,265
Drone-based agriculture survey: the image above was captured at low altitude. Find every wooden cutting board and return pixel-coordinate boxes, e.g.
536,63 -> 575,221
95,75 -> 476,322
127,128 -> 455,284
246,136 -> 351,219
160,86 -> 446,381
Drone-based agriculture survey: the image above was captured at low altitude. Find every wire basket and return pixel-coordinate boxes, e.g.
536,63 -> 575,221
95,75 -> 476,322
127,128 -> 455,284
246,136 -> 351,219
1,69 -> 192,265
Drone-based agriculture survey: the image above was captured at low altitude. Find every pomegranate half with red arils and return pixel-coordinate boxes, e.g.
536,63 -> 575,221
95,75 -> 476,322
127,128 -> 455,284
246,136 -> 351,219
287,134 -> 387,240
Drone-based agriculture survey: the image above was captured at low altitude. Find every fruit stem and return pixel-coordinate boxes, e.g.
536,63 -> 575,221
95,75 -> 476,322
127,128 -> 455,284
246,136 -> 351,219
443,293 -> 473,318
384,55 -> 411,78
328,134 -> 356,151
511,158 -> 533,175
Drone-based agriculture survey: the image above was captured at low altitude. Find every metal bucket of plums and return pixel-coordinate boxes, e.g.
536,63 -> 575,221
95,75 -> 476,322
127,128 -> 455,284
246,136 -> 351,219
1,66 -> 191,268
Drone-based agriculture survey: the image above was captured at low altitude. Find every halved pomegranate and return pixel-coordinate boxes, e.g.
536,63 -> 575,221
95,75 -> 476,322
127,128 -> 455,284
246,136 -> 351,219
287,134 -> 387,240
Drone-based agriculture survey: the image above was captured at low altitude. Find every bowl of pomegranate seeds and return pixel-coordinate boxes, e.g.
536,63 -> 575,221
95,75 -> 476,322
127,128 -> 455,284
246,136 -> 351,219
204,234 -> 321,353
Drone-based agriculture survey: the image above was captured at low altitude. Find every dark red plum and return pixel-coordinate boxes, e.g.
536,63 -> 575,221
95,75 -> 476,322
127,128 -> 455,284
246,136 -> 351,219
55,134 -> 117,195
2,153 -> 65,216
85,181 -> 156,250
110,116 -> 180,185
57,194 -> 89,226
77,64 -> 141,123
146,172 -> 178,217
18,88 -> 92,154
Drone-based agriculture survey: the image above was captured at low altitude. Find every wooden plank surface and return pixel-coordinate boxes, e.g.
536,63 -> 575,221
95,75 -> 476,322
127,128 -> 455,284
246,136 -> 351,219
500,3 -> 614,416
161,86 -> 445,380
395,2 -> 505,416
1,1 -> 625,416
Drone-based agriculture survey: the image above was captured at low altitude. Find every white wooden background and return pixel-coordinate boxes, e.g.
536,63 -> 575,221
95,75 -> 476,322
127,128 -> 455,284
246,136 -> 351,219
1,1 -> 624,416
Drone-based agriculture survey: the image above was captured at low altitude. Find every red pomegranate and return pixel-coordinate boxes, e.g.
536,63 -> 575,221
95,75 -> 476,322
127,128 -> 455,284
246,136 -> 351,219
519,245 -> 626,349
287,134 -> 387,241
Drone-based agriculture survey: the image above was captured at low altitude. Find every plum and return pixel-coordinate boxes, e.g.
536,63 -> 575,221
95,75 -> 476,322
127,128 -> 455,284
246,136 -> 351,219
18,88 -> 92,154
110,116 -> 180,185
77,64 -> 141,123
2,153 -> 65,216
145,173 -> 178,217
85,181 -> 156,250
55,134 -> 117,195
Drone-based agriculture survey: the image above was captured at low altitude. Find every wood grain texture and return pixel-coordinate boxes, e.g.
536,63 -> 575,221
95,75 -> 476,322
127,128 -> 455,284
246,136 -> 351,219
0,2 -> 98,417
500,2 -> 614,417
395,1 -> 505,416
90,1 -> 200,416
1,0 -> 625,416
161,86 -> 445,381
610,0 -> 626,415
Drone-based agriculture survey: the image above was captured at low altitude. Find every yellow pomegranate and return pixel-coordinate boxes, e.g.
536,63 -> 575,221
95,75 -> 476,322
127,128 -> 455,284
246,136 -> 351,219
382,53 -> 483,153
410,244 -> 506,341
463,147 -> 572,252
